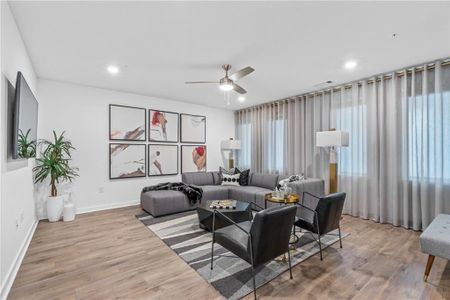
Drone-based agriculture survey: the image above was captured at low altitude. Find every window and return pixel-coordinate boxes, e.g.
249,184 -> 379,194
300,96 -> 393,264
408,91 -> 450,181
237,123 -> 252,169
337,105 -> 367,176
266,119 -> 284,172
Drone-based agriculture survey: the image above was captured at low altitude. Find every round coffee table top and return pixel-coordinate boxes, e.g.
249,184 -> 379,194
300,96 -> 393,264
265,193 -> 300,204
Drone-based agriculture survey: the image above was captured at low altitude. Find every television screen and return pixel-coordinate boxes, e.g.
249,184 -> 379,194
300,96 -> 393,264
12,72 -> 39,159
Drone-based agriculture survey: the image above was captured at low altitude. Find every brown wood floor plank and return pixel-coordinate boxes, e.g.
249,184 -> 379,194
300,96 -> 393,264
8,206 -> 450,300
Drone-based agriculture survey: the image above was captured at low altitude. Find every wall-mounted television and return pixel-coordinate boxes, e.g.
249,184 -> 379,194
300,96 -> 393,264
12,71 -> 39,159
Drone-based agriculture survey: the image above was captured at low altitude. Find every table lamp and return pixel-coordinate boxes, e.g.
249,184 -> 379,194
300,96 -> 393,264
221,138 -> 241,169
316,129 -> 349,194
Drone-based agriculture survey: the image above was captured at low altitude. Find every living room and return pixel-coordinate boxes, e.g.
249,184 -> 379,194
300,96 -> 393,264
1,1 -> 449,299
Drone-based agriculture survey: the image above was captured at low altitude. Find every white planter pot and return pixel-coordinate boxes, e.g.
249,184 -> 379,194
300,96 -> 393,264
47,195 -> 64,222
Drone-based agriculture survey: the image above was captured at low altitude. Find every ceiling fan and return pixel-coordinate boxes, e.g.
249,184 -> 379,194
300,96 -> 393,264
185,64 -> 254,94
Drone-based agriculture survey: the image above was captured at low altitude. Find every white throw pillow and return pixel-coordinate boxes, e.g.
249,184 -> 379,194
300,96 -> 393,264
221,173 -> 241,186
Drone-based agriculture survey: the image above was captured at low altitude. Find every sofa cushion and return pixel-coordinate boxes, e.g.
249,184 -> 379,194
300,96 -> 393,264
211,171 -> 221,185
182,172 -> 215,186
229,186 -> 272,205
249,172 -> 279,190
141,190 -> 195,217
201,185 -> 229,201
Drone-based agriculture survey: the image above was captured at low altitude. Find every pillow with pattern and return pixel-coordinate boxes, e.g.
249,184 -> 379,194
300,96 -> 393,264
221,173 -> 241,186
236,168 -> 250,186
219,166 -> 237,181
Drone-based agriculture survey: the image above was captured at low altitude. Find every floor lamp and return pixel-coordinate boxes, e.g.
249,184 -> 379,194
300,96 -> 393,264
221,138 -> 241,169
316,130 -> 349,194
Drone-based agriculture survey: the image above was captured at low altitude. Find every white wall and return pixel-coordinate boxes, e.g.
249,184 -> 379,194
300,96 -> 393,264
0,2 -> 38,299
37,79 -> 234,216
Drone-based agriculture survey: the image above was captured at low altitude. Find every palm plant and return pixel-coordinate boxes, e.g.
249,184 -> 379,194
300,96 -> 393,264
18,129 -> 36,158
33,131 -> 79,197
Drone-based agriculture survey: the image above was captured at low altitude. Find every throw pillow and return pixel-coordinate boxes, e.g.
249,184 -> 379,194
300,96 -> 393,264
221,173 -> 241,186
236,167 -> 250,186
219,166 -> 237,181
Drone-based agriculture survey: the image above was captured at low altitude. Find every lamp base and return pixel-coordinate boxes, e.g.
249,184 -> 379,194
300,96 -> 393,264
329,163 -> 337,194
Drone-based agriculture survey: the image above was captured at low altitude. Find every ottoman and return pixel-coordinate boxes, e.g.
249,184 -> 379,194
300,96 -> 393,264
419,214 -> 450,281
140,190 -> 196,217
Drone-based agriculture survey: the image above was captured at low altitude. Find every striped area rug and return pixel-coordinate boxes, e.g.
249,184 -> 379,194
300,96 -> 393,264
136,210 -> 348,300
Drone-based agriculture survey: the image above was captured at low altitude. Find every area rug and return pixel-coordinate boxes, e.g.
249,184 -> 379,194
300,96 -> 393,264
136,210 -> 349,300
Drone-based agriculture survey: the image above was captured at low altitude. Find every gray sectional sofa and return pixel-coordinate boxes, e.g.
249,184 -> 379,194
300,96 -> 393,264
140,171 -> 324,217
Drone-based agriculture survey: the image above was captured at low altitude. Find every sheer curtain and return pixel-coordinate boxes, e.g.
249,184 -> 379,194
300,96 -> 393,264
235,59 -> 450,229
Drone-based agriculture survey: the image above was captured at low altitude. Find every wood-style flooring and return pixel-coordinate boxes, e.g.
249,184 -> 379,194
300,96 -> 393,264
8,206 -> 450,300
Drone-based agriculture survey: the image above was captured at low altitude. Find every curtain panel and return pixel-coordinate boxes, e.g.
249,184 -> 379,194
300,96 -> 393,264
235,59 -> 450,230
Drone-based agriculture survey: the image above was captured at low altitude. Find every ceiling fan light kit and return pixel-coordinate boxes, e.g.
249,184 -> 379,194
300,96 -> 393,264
185,64 -> 254,100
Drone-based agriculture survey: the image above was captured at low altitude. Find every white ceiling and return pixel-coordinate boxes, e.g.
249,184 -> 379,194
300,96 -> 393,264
9,1 -> 450,110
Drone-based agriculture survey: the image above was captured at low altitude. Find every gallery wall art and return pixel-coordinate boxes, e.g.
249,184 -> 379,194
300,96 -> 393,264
109,143 -> 146,179
180,114 -> 206,143
149,110 -> 179,142
109,104 -> 146,141
148,144 -> 178,176
181,145 -> 207,173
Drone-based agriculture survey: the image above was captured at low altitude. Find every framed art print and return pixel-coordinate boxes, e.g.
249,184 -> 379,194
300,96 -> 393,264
181,145 -> 206,173
149,110 -> 179,142
148,144 -> 178,176
109,143 -> 146,179
109,104 -> 146,141
180,113 -> 206,143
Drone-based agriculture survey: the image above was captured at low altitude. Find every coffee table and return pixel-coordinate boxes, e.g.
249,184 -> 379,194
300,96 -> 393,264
197,200 -> 252,232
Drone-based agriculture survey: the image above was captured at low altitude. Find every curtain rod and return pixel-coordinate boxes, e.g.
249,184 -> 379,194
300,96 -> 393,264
235,58 -> 450,112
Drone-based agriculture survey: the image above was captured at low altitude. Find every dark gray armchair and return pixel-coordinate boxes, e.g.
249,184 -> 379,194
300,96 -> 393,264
211,205 -> 297,300
295,192 -> 346,260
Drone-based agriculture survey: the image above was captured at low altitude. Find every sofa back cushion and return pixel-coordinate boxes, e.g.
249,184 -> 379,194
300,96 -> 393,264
182,172 -> 215,186
249,172 -> 279,190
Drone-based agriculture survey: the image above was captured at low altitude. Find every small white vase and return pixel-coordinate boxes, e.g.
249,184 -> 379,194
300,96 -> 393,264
63,202 -> 76,222
47,195 -> 64,222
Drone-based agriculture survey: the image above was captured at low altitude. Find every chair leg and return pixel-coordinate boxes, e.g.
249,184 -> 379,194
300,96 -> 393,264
318,234 -> 323,261
210,239 -> 214,270
424,255 -> 435,282
338,226 -> 343,249
287,248 -> 293,279
251,264 -> 257,300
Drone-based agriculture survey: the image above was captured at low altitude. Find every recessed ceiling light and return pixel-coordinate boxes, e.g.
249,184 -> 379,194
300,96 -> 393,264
238,96 -> 245,102
344,60 -> 357,70
107,65 -> 119,75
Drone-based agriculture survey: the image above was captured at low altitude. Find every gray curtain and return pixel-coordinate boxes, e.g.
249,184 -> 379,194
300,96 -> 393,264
235,59 -> 450,230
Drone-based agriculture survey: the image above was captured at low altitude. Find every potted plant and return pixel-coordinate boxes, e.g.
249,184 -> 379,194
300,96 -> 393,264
33,131 -> 79,222
17,129 -> 36,158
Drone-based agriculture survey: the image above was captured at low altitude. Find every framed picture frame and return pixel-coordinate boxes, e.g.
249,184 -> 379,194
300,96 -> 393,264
180,113 -> 206,144
109,104 -> 146,141
109,143 -> 146,179
181,145 -> 207,173
149,109 -> 179,143
148,144 -> 178,176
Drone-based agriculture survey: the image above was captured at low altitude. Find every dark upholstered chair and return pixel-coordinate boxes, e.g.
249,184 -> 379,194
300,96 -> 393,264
211,205 -> 297,299
295,192 -> 346,260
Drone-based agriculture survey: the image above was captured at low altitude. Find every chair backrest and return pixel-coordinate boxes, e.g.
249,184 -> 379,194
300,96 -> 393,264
316,192 -> 346,234
249,205 -> 297,266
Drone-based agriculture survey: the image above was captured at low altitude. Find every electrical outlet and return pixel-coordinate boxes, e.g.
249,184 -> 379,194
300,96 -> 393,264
98,187 -> 104,193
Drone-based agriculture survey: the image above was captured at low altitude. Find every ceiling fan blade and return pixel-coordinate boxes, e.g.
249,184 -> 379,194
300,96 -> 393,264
185,81 -> 218,84
229,66 -> 254,81
233,83 -> 247,94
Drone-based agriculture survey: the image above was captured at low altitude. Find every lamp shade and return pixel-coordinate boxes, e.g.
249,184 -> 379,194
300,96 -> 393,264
221,139 -> 241,150
316,130 -> 349,147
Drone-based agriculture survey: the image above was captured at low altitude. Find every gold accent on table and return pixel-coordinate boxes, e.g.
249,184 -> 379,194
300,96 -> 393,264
265,193 -> 300,204
329,163 -> 338,194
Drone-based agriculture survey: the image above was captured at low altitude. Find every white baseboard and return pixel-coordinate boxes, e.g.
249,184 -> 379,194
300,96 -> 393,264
76,200 -> 140,215
0,219 -> 39,300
